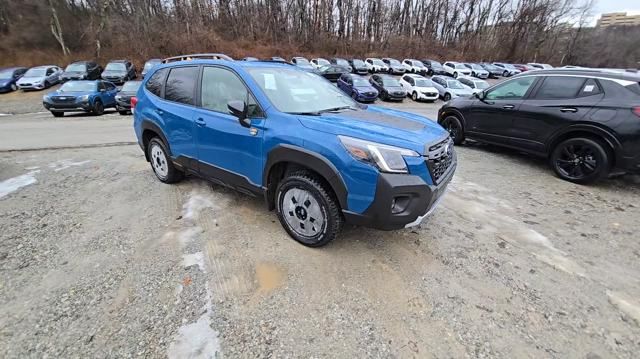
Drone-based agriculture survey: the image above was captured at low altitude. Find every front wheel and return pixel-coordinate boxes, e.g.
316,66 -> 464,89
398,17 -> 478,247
550,137 -> 610,184
10,84 -> 17,91
444,93 -> 452,101
441,115 -> 464,145
503,70 -> 509,77
412,92 -> 418,101
93,100 -> 104,115
275,171 -> 343,247
453,72 -> 458,78
351,92 -> 358,101
147,137 -> 183,183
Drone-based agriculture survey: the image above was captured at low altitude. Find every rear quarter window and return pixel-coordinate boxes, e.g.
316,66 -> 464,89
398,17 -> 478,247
146,68 -> 168,97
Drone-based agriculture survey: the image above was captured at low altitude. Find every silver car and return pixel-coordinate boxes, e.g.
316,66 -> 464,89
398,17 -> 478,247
431,75 -> 474,101
17,65 -> 63,90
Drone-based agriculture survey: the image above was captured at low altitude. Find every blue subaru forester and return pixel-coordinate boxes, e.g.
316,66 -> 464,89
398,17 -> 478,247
133,54 -> 456,247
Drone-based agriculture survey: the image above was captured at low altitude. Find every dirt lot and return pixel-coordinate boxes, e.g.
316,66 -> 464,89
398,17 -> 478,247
1,87 -> 640,358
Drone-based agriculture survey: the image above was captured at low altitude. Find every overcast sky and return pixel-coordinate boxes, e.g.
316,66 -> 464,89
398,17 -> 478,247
593,0 -> 640,16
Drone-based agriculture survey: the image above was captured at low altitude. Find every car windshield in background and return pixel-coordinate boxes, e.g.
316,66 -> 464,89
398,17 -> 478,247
335,59 -> 349,67
59,81 -> 96,92
447,80 -> 465,89
388,59 -> 401,66
105,63 -> 126,71
414,79 -> 434,87
352,60 -> 365,67
474,81 -> 490,89
295,58 -> 310,65
24,68 -> 46,77
381,77 -> 400,86
455,64 -> 467,69
317,59 -> 330,66
352,78 -> 369,86
412,60 -> 425,67
65,64 -> 86,72
431,61 -> 443,67
143,62 -> 160,70
372,59 -> 386,66
470,64 -> 483,70
247,68 -> 356,114
504,64 -> 518,70
0,70 -> 14,79
121,81 -> 141,92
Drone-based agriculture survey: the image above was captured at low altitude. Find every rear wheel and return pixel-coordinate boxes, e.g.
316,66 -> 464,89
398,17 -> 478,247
93,100 -> 104,115
550,137 -> 610,184
147,137 -> 183,183
275,171 -> 343,247
51,111 -> 64,117
441,115 -> 464,145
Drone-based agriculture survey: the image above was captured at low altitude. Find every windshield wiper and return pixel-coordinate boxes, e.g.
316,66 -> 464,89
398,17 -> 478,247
285,111 -> 321,116
317,106 -> 358,113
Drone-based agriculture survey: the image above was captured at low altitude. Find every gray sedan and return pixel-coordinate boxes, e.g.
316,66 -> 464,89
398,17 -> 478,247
431,75 -> 474,101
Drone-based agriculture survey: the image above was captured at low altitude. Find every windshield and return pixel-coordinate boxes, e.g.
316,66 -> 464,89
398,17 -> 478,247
143,61 -> 160,70
470,64 -> 483,70
447,80 -> 465,89
352,78 -> 369,86
335,59 -> 349,67
455,64 -> 467,69
294,58 -> 310,65
411,60 -> 425,67
65,63 -> 86,72
387,59 -> 401,66
24,68 -> 46,77
352,59 -> 365,67
431,61 -> 443,67
474,81 -> 490,89
247,68 -> 356,113
122,81 -> 141,92
59,81 -> 96,92
504,64 -> 517,70
105,63 -> 126,71
381,77 -> 400,87
317,59 -> 330,66
414,79 -> 434,87
372,59 -> 385,66
0,70 -> 15,79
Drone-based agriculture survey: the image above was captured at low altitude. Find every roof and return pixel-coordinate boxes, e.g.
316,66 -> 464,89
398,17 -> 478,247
515,68 -> 640,81
29,65 -> 57,69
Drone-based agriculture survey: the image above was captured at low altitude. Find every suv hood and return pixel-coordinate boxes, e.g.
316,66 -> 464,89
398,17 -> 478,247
416,86 -> 439,93
451,88 -> 474,97
49,90 -> 95,97
297,106 -> 448,154
102,70 -> 126,76
353,85 -> 377,92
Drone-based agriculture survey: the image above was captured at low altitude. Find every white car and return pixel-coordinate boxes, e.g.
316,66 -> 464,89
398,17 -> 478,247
402,59 -> 428,74
310,58 -> 330,69
399,74 -> 439,102
527,63 -> 553,70
365,58 -> 388,73
17,65 -> 63,90
457,76 -> 490,94
443,61 -> 472,78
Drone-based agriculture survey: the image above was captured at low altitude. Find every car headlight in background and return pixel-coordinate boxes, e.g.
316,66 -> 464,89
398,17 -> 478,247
79,95 -> 89,102
339,135 -> 420,173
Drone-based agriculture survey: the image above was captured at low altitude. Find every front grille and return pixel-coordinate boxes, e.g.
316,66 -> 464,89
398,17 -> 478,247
51,96 -> 76,103
21,83 -> 32,87
422,92 -> 438,97
394,92 -> 404,96
365,92 -> 375,96
425,137 -> 455,184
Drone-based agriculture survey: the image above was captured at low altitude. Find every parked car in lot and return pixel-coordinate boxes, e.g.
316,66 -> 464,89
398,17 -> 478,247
399,74 -> 439,102
528,63 -> 553,70
463,63 -> 489,79
422,59 -> 447,76
17,65 -> 63,90
365,58 -> 388,73
42,80 -> 118,117
115,80 -> 142,115
513,64 -> 533,72
133,56 -> 456,246
62,61 -> 102,82
329,58 -> 353,72
141,59 -> 162,78
402,59 -> 428,75
479,63 -> 504,78
431,75 -> 474,101
337,73 -> 378,102
348,59 -> 369,75
317,65 -> 350,82
457,76 -> 490,94
443,62 -> 472,78
369,74 -> 406,101
382,58 -> 406,75
101,60 -> 136,84
0,67 -> 27,93
310,58 -> 330,69
493,62 -> 521,77
291,57 -> 315,72
438,69 -> 640,183
241,57 -> 259,61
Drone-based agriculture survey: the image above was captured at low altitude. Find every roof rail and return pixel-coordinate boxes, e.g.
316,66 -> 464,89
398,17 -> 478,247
162,53 -> 234,63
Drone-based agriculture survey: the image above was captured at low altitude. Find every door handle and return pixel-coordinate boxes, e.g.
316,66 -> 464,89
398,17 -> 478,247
195,118 -> 206,127
503,104 -> 515,110
560,108 -> 578,113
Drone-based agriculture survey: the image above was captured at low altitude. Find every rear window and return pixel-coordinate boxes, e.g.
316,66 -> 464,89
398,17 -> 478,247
164,67 -> 198,105
146,68 -> 168,97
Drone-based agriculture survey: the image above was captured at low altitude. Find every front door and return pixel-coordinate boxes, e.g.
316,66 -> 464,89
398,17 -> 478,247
193,66 -> 265,191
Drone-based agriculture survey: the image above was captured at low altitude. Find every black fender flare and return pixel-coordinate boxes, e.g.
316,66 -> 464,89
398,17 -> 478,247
140,120 -> 172,160
264,144 -> 348,210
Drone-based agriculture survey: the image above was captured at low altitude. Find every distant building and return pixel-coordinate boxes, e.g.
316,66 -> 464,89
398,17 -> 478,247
597,12 -> 640,27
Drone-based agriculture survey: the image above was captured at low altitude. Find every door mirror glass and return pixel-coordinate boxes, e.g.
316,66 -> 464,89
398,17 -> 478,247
227,100 -> 250,127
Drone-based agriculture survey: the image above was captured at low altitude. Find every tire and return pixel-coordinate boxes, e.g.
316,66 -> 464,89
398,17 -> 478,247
44,80 -> 50,89
10,83 -> 17,91
441,115 -> 464,145
275,170 -> 343,247
453,72 -> 458,78
351,92 -> 358,101
51,111 -> 64,117
550,137 -> 610,184
444,93 -> 452,101
93,100 -> 104,115
118,110 -> 129,115
381,91 -> 388,101
503,70 -> 509,77
412,92 -> 418,101
147,137 -> 183,183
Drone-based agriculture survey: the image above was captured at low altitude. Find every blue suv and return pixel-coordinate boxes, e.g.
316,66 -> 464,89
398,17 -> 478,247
43,80 -> 118,117
133,55 -> 456,246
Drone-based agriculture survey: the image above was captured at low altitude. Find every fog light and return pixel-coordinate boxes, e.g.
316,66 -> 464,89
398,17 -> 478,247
391,196 -> 410,214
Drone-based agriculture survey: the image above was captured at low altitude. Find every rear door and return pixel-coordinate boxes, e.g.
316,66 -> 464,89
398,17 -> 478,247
160,66 -> 199,161
192,66 -> 265,190
513,76 -> 603,153
102,81 -> 118,106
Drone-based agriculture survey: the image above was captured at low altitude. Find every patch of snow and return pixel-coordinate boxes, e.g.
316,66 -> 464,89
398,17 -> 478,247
178,226 -> 203,247
0,113 -> 12,117
182,194 -> 216,221
49,159 -> 92,172
24,166 -> 40,170
607,291 -> 640,327
183,252 -> 206,272
0,170 -> 40,199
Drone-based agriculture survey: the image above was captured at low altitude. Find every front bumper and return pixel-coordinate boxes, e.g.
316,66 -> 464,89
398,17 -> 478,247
355,92 -> 378,102
417,92 -> 439,101
43,101 -> 92,112
18,83 -> 46,90
115,98 -> 132,110
343,161 -> 455,230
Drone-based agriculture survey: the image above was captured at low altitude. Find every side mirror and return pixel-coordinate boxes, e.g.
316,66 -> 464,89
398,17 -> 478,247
228,100 -> 250,128
475,91 -> 485,100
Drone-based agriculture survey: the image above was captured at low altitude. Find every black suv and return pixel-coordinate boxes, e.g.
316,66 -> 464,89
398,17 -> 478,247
438,69 -> 640,184
101,60 -> 136,84
62,61 -> 102,81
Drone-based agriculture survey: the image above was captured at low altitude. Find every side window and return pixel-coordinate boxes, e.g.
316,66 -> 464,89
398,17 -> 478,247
146,68 -> 168,97
578,79 -> 602,97
346,77 -> 352,85
486,77 -> 536,100
408,78 -> 415,86
98,82 -> 106,91
165,67 -> 198,105
105,82 -> 116,91
366,59 -> 372,64
200,67 -> 262,118
401,75 -> 409,82
534,76 -> 586,100
46,68 -> 54,76
291,59 -> 297,64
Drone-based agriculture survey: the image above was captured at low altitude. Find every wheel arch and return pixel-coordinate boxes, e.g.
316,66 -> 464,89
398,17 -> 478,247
264,145 -> 348,211
438,108 -> 466,129
140,120 -> 171,162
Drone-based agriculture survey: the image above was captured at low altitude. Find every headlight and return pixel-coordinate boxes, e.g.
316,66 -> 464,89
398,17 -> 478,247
338,136 -> 419,173
42,95 -> 50,102
79,95 -> 89,102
